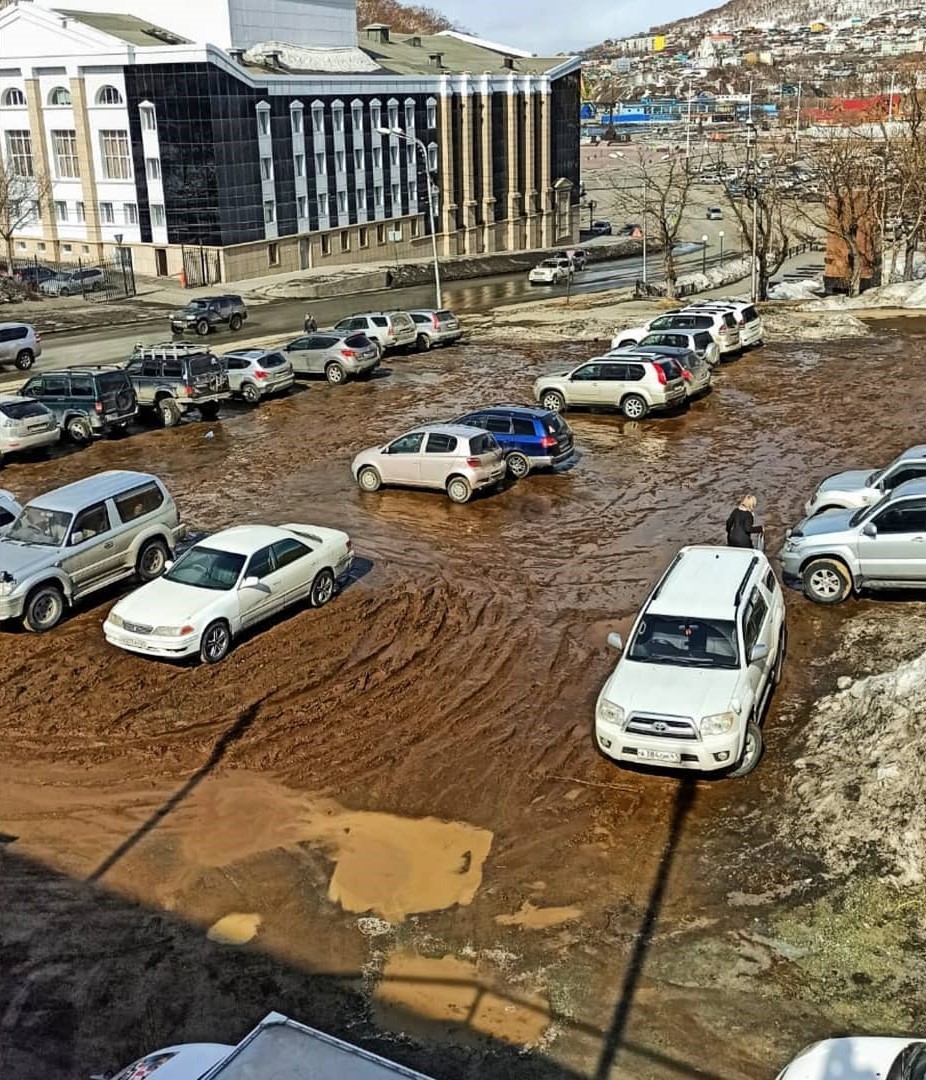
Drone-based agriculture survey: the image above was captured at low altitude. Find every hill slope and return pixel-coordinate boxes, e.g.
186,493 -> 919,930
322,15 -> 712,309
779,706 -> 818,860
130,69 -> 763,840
651,0 -> 918,34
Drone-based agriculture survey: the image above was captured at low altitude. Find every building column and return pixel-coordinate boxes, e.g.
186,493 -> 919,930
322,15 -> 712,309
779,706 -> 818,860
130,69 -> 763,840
505,72 -> 522,251
479,75 -> 496,253
523,76 -> 537,248
24,77 -> 59,257
70,76 -> 104,259
459,73 -> 478,254
438,74 -> 458,256
538,76 -> 554,247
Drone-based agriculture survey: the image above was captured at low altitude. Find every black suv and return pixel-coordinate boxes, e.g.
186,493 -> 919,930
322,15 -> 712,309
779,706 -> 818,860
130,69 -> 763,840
20,368 -> 137,443
170,295 -> 247,336
124,344 -> 230,427
453,404 -> 575,479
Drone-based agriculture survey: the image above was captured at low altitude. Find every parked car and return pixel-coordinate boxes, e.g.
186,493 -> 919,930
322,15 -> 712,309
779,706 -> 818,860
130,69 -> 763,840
528,258 -> 573,285
687,299 -> 764,348
629,329 -> 720,367
0,490 -> 22,532
0,322 -> 42,370
611,310 -> 741,358
170,295 -> 247,336
534,355 -> 687,421
104,523 -> 353,664
12,264 -> 57,288
0,470 -> 182,632
554,248 -> 588,270
221,348 -> 294,403
706,206 -> 723,220
621,346 -> 712,399
284,331 -> 380,382
39,267 -> 105,296
407,309 -> 463,350
332,312 -> 416,355
590,219 -> 613,236
595,545 -> 786,777
0,394 -> 60,462
20,367 -> 137,443
776,1037 -> 926,1080
617,223 -> 642,236
453,404 -> 575,479
779,478 -> 926,604
352,424 -> 508,504
124,344 -> 230,427
803,445 -> 926,517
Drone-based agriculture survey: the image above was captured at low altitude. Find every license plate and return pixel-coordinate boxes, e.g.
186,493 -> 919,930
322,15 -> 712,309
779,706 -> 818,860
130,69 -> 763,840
124,636 -> 146,650
637,748 -> 681,764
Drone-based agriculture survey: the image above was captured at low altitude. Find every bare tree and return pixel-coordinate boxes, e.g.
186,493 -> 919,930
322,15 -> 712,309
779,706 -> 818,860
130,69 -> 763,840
880,83 -> 926,282
0,156 -> 49,273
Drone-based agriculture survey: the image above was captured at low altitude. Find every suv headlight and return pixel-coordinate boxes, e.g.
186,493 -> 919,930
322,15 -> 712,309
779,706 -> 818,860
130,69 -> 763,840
107,611 -> 125,628
700,711 -> 736,735
0,575 -> 17,597
597,700 -> 625,726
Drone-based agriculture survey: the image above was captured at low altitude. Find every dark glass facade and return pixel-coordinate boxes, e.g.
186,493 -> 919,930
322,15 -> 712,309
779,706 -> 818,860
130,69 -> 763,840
551,71 -> 581,205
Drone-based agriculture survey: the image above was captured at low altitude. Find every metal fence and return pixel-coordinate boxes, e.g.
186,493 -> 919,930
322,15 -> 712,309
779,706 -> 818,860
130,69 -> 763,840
8,251 -> 136,301
182,244 -> 222,288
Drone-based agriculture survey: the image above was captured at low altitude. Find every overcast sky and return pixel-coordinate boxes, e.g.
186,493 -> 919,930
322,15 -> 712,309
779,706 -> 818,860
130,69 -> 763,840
434,0 -> 701,54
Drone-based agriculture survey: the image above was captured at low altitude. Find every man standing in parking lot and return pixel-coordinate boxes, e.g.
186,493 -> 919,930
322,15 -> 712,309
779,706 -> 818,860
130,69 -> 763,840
726,495 -> 763,549
304,312 -> 317,333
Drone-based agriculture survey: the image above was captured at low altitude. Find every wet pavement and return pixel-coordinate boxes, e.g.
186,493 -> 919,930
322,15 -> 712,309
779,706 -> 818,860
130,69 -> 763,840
2,327 -> 925,1079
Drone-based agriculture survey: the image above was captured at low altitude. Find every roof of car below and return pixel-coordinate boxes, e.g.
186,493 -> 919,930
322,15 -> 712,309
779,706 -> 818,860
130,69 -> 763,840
193,524 -> 311,555
30,366 -> 126,376
408,423 -> 486,439
647,546 -> 765,622
897,444 -> 926,461
221,349 -> 280,359
463,404 -> 548,417
30,471 -> 162,512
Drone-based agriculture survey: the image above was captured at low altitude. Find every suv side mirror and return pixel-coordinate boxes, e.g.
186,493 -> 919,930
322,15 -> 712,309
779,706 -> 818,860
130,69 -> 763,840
70,530 -> 85,546
240,575 -> 261,589
607,632 -> 624,652
749,642 -> 769,664
862,522 -> 877,538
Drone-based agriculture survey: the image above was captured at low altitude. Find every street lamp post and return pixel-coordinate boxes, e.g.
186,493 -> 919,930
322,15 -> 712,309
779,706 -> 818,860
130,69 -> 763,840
378,126 -> 442,308
701,234 -> 708,275
718,229 -> 725,265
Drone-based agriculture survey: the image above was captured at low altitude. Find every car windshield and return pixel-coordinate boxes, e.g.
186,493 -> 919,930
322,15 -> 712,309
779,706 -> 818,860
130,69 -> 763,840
164,546 -> 246,590
886,1042 -> 926,1080
628,614 -> 739,669
7,505 -> 72,546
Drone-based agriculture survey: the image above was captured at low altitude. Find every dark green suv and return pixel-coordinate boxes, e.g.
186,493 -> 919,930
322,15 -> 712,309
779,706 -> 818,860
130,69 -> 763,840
20,367 -> 137,443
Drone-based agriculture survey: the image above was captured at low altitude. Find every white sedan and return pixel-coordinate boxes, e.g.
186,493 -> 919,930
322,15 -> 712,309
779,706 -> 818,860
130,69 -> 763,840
776,1037 -> 925,1079
104,523 -> 353,664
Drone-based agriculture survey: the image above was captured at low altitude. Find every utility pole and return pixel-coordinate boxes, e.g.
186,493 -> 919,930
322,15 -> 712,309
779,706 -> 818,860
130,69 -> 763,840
641,175 -> 648,285
685,78 -> 693,159
745,120 -> 759,302
794,80 -> 802,148
747,77 -> 754,124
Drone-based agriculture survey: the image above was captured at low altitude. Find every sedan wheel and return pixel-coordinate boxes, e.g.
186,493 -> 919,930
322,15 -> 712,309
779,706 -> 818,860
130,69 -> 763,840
326,362 -> 345,385
541,390 -> 565,413
506,452 -> 530,479
200,621 -> 231,664
358,466 -> 382,492
446,476 -> 472,504
310,568 -> 335,607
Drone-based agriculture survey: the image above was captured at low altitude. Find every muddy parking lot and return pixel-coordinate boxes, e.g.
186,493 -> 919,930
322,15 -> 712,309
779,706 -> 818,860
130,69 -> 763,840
2,329 -> 926,1079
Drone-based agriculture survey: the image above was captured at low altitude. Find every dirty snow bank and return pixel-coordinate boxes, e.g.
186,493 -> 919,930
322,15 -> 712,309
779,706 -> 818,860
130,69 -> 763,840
791,649 -> 926,885
803,278 -> 926,312
768,278 -> 824,301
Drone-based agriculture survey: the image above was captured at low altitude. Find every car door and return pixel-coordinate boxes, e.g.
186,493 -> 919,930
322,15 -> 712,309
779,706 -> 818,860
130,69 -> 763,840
379,431 -> 425,484
24,373 -> 69,424
597,361 -> 629,406
740,586 -> 773,707
484,415 -> 513,453
269,536 -> 318,609
567,363 -> 602,405
60,501 -> 118,595
420,432 -> 460,486
856,497 -> 926,580
237,544 -> 283,630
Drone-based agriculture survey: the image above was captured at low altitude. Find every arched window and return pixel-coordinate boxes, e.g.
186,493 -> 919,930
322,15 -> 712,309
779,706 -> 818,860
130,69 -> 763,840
96,85 -> 123,106
1,88 -> 26,107
48,86 -> 72,106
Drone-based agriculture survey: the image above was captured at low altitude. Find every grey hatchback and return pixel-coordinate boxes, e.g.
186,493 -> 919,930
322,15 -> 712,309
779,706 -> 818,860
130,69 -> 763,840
20,367 -> 137,443
284,331 -> 379,384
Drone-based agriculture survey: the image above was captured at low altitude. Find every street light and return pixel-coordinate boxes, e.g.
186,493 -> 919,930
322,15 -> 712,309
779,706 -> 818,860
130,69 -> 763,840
609,151 -> 647,285
701,234 -> 708,275
377,126 -> 442,308
718,229 -> 725,265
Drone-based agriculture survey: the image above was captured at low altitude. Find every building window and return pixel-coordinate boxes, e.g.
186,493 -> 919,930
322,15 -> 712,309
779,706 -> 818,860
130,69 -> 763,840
391,182 -> 401,205
357,187 -> 367,212
405,100 -> 415,128
150,203 -> 165,227
48,86 -> 71,107
359,226 -> 369,247
390,144 -> 399,168
6,131 -> 33,176
374,185 -> 383,209
354,147 -> 364,171
145,156 -> 161,181
124,202 -> 138,224
140,105 -> 156,130
426,98 -> 437,128
54,201 -> 68,222
100,201 -> 115,224
2,88 -> 26,107
337,190 -> 347,214
257,107 -> 270,136
16,240 -> 25,250
30,200 -> 41,221
99,130 -> 132,180
373,146 -> 382,169
62,243 -> 72,253
335,149 -> 345,173
75,201 -> 85,223
268,242 -> 279,266
408,181 -> 417,202
260,156 -> 273,181
291,107 -> 303,134
332,104 -> 344,133
82,245 -> 89,253
37,241 -> 45,251
318,192 -> 328,217
297,194 -> 308,218
407,143 -> 415,166
321,234 -> 330,256
352,102 -> 363,131
427,142 -> 438,172
295,152 -> 305,178
263,200 -> 276,225
312,105 -> 324,134
388,101 -> 399,128
315,151 -> 326,175
96,85 -> 123,106
371,102 -> 381,130
377,223 -> 386,244
340,231 -> 349,252
51,130 -> 80,178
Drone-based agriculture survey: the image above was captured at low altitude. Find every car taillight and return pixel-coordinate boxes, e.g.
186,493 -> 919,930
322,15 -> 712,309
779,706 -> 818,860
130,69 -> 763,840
431,314 -> 440,329
681,369 -> 691,381
654,365 -> 667,385
185,385 -> 194,396
539,435 -> 556,448
341,349 -> 356,359
34,333 -> 41,341
466,457 -> 480,467
719,326 -> 728,335
254,370 -> 268,379
94,400 -> 104,413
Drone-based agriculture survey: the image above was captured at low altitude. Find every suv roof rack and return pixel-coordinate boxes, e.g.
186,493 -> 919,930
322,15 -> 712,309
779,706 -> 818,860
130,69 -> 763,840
733,556 -> 759,610
133,341 -> 213,357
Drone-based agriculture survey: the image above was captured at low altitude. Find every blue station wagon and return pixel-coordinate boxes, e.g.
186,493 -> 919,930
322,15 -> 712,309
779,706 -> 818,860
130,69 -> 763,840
453,404 -> 575,478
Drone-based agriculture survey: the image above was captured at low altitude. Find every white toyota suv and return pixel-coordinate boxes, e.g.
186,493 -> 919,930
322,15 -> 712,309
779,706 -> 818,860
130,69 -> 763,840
595,546 -> 786,777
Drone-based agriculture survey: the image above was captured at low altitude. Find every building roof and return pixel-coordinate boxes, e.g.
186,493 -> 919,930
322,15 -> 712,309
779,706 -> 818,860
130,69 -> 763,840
359,29 -> 574,77
54,8 -> 190,47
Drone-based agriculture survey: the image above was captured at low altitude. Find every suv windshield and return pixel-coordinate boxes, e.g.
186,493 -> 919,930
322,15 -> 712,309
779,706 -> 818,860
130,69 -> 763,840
164,546 -> 245,590
629,614 -> 740,669
7,505 -> 72,546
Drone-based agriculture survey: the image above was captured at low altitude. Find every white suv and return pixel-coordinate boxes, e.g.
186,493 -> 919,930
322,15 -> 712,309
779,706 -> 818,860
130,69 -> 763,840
612,310 -> 741,357
687,299 -> 764,348
595,546 -> 786,777
534,355 -> 687,420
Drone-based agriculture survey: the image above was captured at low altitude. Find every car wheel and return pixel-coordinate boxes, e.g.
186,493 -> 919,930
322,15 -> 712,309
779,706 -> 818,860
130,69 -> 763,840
158,398 -> 182,428
727,720 -> 763,779
66,416 -> 93,444
92,281 -> 102,292
59,287 -> 70,297
199,401 -> 220,420
229,314 -> 243,331
325,362 -> 345,385
241,382 -> 261,405
446,476 -> 472,504
506,452 -> 530,479
196,319 -> 210,336
621,394 -> 648,420
14,349 -> 34,371
357,466 -> 382,492
137,538 -> 169,583
802,558 -> 852,604
309,568 -> 335,608
416,334 -> 431,352
200,620 -> 231,664
541,390 -> 566,413
23,583 -> 65,633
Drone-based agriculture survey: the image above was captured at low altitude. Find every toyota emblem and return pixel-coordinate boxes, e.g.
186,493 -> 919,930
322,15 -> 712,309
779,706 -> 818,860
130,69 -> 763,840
653,721 -> 668,733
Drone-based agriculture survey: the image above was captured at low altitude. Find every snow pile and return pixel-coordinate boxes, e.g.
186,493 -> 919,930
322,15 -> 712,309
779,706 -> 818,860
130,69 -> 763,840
767,278 -> 825,301
675,256 -> 751,295
802,278 -> 926,312
243,41 -> 381,73
790,650 -> 926,885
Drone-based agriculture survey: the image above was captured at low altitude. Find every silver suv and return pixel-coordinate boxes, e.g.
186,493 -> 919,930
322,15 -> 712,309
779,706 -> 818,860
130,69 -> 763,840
803,445 -> 926,517
222,348 -> 294,404
124,344 -> 230,427
351,424 -> 508,504
0,394 -> 60,462
534,356 -> 687,420
407,309 -> 463,350
333,312 -> 417,355
284,331 -> 379,383
780,478 -> 926,604
0,322 -> 42,370
634,329 -> 720,367
0,470 -> 183,632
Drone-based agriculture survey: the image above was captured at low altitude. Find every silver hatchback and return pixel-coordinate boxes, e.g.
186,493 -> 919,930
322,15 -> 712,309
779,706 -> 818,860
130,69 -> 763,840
222,348 -> 295,403
285,331 -> 379,383
351,424 -> 508,503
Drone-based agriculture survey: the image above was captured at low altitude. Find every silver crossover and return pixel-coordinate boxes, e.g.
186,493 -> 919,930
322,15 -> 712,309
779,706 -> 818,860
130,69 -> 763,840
0,394 -> 60,462
284,330 -> 380,383
222,348 -> 295,403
